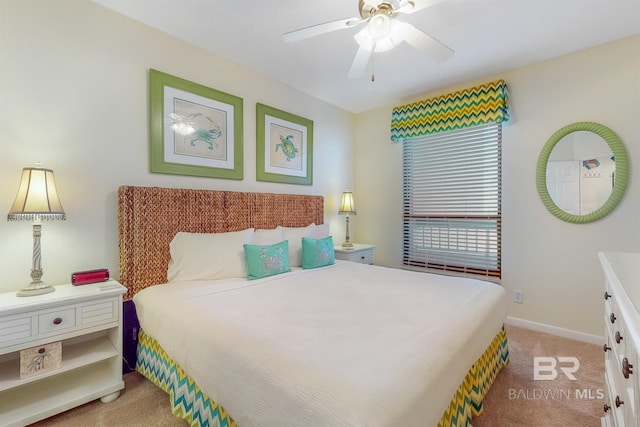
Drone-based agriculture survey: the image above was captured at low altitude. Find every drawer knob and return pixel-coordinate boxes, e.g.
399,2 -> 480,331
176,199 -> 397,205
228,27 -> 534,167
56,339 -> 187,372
53,317 -> 63,325
604,291 -> 612,300
610,313 -> 616,323
622,357 -> 633,378
604,404 -> 610,413
603,344 -> 611,352
615,331 -> 623,344
615,396 -> 624,408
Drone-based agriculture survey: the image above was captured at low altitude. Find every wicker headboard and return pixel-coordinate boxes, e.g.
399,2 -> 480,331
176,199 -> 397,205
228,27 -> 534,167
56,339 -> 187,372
118,185 -> 324,300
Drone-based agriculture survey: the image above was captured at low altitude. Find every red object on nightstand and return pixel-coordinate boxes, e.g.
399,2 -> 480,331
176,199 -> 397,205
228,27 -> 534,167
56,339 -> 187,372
71,268 -> 110,285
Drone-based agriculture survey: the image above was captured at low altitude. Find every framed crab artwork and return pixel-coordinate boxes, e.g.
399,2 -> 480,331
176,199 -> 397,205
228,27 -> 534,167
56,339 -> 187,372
149,69 -> 243,179
256,103 -> 313,185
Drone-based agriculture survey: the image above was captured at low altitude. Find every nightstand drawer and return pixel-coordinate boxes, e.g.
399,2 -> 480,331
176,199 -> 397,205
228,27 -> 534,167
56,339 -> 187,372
341,250 -> 374,264
334,244 -> 375,265
38,308 -> 76,335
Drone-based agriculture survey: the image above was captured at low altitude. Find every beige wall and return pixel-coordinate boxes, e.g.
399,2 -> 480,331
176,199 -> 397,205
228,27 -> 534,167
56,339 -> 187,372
354,35 -> 640,337
0,0 -> 355,293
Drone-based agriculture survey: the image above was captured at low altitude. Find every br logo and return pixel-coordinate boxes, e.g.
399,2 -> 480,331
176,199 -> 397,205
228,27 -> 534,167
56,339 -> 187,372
533,356 -> 580,380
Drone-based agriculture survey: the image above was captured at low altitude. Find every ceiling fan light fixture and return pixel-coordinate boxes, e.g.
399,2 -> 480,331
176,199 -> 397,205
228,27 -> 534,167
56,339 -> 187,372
355,18 -> 403,52
368,14 -> 391,40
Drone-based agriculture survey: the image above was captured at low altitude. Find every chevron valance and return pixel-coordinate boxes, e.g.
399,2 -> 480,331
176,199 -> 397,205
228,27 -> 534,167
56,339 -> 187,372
390,79 -> 509,141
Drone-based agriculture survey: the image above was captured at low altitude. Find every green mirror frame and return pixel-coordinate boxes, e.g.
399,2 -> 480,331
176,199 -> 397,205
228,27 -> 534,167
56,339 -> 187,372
536,122 -> 629,224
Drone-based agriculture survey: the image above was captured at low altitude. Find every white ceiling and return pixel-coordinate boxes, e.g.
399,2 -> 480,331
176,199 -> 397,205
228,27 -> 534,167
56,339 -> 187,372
94,0 -> 640,113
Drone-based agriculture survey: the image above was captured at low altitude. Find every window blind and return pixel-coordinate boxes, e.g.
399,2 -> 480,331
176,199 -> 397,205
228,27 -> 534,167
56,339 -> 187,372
402,122 -> 501,279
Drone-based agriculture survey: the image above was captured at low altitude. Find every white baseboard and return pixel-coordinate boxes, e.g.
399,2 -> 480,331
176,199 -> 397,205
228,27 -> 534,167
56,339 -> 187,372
505,316 -> 603,345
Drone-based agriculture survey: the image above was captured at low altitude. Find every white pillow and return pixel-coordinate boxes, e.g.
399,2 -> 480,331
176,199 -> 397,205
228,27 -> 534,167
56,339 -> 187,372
312,223 -> 330,238
253,228 -> 284,246
277,224 -> 316,267
167,228 -> 254,282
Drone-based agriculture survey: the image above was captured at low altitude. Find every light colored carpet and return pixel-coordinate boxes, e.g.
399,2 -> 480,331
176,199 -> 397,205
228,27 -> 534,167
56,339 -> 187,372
31,325 -> 603,426
473,325 -> 603,427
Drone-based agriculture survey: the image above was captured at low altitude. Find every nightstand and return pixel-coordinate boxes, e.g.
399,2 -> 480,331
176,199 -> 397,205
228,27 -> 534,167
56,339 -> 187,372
334,244 -> 375,265
0,280 -> 126,426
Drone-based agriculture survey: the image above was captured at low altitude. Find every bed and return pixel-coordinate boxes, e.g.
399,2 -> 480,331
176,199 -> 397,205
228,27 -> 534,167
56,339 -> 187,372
118,185 -> 509,427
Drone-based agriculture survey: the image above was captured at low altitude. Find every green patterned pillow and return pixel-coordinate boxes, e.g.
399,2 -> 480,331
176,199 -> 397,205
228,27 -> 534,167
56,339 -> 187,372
302,236 -> 335,269
243,240 -> 291,280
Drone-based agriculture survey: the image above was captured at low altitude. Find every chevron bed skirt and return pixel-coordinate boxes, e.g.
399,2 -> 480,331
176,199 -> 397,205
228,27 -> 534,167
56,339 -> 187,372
135,326 -> 509,427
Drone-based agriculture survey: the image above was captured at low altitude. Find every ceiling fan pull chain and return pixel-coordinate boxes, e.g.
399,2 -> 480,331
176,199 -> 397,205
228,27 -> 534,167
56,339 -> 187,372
371,44 -> 376,82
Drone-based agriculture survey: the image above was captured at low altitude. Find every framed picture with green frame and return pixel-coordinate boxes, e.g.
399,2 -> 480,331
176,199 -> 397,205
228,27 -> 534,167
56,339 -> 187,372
256,103 -> 313,185
149,69 -> 244,179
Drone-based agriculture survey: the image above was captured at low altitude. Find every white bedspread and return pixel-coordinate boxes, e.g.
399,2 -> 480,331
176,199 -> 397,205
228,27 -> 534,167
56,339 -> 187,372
133,261 -> 507,427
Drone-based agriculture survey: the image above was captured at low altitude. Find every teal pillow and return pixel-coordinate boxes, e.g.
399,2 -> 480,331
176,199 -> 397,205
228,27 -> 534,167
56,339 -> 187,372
243,240 -> 291,280
302,236 -> 335,269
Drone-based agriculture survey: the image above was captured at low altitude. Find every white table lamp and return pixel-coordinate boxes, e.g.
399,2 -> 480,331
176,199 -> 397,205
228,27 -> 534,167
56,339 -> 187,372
7,167 -> 66,296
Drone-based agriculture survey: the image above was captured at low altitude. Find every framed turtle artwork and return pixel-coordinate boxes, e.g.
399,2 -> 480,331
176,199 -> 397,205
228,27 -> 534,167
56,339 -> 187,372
149,69 -> 244,179
256,103 -> 313,185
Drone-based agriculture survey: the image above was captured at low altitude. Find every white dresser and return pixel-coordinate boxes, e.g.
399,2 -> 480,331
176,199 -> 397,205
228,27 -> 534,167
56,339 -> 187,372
600,252 -> 640,427
0,280 -> 126,426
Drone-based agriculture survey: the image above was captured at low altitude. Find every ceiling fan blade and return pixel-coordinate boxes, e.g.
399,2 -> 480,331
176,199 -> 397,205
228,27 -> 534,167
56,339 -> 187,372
348,45 -> 373,79
397,0 -> 448,14
395,0 -> 416,14
402,23 -> 454,62
283,17 -> 364,43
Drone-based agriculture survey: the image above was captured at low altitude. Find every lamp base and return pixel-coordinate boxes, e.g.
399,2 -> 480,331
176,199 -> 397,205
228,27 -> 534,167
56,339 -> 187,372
16,282 -> 55,297
341,241 -> 354,249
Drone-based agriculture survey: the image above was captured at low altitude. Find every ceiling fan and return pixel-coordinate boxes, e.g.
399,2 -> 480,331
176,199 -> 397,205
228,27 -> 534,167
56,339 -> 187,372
282,0 -> 454,80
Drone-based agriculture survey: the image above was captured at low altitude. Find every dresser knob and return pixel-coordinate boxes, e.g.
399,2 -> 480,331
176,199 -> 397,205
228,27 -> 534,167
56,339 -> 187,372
604,291 -> 612,300
604,404 -> 610,413
615,331 -> 623,344
53,317 -> 63,325
603,344 -> 611,352
610,313 -> 616,323
623,357 -> 634,378
615,396 -> 624,408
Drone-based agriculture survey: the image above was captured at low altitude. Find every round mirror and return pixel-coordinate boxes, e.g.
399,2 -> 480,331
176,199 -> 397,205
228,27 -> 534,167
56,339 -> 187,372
536,122 -> 629,223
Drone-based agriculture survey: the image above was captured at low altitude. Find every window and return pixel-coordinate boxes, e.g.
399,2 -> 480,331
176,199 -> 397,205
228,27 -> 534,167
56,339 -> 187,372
402,122 -> 501,280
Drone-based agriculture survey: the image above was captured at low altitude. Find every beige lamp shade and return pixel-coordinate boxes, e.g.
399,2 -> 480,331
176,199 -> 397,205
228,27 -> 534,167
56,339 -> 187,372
338,191 -> 356,215
8,168 -> 66,221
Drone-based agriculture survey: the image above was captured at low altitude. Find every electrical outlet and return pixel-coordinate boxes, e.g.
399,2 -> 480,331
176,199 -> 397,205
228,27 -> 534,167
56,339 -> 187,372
513,290 -> 524,304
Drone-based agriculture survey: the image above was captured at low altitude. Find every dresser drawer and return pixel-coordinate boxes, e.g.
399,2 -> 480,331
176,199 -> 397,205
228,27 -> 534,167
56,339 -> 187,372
604,368 -> 624,427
